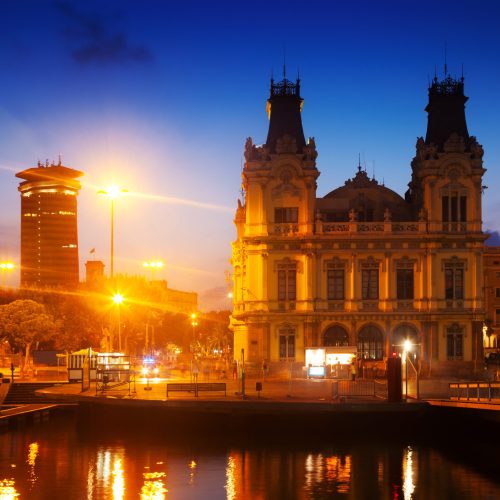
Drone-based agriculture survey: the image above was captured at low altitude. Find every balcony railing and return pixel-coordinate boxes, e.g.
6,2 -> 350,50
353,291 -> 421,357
263,221 -> 479,237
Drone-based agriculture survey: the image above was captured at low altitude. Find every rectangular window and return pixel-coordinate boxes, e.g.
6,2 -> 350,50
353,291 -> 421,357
460,196 -> 467,222
496,309 -> 500,326
442,194 -> 467,224
442,196 -> 449,222
496,288 -> 500,298
275,207 -> 298,223
279,332 -> 295,359
362,269 -> 379,300
396,268 -> 414,300
447,333 -> 464,360
450,195 -> 458,222
327,269 -> 345,300
445,267 -> 464,300
278,267 -> 296,301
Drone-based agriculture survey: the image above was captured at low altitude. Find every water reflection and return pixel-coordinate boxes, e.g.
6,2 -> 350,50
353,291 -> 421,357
0,479 -> 20,499
225,455 -> 236,500
112,458 -> 124,499
402,446 -> 416,499
140,471 -> 167,499
0,417 -> 498,499
27,442 -> 39,489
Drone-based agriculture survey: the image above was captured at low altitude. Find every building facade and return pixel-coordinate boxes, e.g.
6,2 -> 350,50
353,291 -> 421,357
16,160 -> 83,288
230,73 -> 487,376
483,247 -> 500,351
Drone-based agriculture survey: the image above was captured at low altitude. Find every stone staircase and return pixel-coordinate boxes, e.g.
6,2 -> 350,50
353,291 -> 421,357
3,382 -> 70,405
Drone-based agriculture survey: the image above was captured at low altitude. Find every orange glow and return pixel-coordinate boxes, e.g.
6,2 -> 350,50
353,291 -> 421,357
112,293 -> 124,305
140,471 -> 167,499
99,185 -> 128,200
225,456 -> 236,500
0,479 -> 20,499
143,260 -> 164,269
112,458 -> 125,499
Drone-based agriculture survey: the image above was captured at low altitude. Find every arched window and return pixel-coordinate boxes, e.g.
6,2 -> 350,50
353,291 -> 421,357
324,325 -> 349,347
392,324 -> 419,356
358,325 -> 384,360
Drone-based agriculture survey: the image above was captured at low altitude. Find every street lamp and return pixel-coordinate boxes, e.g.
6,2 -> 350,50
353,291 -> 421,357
143,260 -> 164,281
191,312 -> 198,344
112,293 -> 124,352
98,185 -> 127,278
0,262 -> 15,287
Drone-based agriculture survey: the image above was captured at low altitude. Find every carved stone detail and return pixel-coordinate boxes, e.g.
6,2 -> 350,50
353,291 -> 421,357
275,134 -> 298,154
303,137 -> 318,160
443,132 -> 465,153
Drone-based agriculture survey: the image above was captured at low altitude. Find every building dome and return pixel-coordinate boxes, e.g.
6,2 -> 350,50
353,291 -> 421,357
317,167 -> 413,222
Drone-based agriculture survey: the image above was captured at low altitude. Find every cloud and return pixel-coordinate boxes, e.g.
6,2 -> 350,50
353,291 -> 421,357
485,230 -> 500,246
55,1 -> 153,64
199,286 -> 230,312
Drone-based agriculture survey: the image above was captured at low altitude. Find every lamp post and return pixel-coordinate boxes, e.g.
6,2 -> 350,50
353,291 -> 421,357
403,339 -> 412,400
98,185 -> 127,278
143,260 -> 164,281
112,293 -> 124,352
0,262 -> 15,287
190,313 -> 198,382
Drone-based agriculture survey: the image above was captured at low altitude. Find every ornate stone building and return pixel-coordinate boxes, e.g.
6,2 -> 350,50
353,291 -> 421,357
230,72 -> 487,376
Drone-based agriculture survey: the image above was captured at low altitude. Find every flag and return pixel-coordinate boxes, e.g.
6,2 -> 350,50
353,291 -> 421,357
89,248 -> 95,254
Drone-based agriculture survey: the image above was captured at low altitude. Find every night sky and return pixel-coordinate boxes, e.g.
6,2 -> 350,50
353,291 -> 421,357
1,0 -> 499,309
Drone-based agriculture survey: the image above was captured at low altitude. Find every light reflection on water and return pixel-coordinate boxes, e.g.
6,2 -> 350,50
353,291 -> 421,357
0,417 -> 499,499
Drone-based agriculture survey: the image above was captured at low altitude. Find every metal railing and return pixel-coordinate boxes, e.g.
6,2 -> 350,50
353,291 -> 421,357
332,379 -> 387,399
449,382 -> 500,402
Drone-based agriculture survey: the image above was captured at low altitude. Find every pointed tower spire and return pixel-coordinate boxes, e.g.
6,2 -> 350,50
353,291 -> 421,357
265,71 -> 306,153
425,66 -> 469,150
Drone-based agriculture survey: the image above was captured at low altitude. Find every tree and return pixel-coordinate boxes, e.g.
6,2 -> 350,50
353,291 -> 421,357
0,300 -> 58,375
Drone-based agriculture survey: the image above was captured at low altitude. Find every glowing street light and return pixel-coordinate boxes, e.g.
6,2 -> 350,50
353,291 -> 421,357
191,313 -> 198,340
112,293 -> 124,352
0,261 -> 15,287
143,260 -> 164,281
98,185 -> 128,278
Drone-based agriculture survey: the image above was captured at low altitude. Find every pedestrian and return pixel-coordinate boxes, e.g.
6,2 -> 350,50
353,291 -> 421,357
350,360 -> 357,381
232,360 -> 238,380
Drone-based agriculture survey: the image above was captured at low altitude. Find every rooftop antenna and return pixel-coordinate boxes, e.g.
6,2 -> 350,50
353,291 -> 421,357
461,63 -> 464,82
283,45 -> 286,79
434,65 -> 437,82
58,154 -> 62,166
444,41 -> 448,77
357,153 -> 362,172
372,160 -> 376,180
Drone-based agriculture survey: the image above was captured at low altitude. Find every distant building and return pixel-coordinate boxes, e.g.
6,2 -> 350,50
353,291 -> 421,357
231,72 -> 487,377
85,260 -> 106,285
16,160 -> 83,288
162,283 -> 198,314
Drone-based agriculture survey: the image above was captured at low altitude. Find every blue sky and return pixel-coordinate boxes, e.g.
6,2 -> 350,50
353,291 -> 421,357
1,0 -> 500,308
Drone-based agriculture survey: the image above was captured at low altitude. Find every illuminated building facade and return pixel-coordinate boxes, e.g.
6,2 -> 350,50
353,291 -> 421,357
16,160 -> 83,288
231,72 -> 486,376
483,247 -> 500,350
